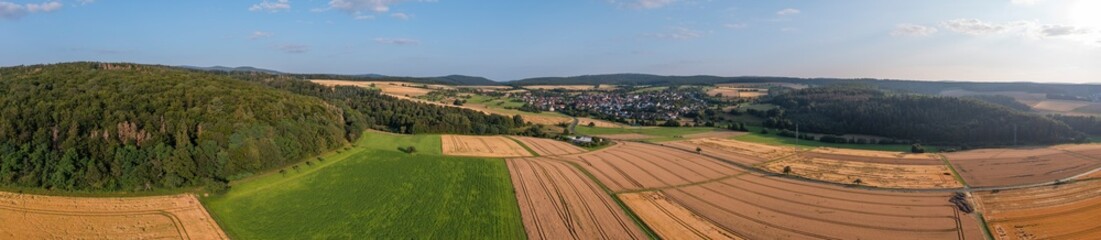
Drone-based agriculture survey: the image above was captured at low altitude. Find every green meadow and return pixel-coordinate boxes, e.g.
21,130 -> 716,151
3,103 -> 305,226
203,133 -> 525,239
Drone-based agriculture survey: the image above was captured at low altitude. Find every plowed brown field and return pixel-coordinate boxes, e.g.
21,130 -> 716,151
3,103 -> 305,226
976,180 -> 1101,240
620,191 -> 741,240
664,173 -> 985,239
442,135 -> 533,157
558,142 -> 743,192
665,138 -> 796,165
510,136 -> 586,156
0,192 -> 227,239
508,158 -> 647,240
944,147 -> 1101,187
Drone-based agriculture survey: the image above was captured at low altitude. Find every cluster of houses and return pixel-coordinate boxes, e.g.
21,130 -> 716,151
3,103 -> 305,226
517,89 -> 709,122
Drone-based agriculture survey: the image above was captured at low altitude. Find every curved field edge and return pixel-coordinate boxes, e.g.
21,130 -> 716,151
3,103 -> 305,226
201,133 -> 525,239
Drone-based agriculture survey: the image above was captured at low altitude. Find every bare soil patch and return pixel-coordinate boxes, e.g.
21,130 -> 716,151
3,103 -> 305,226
511,136 -> 586,156
0,192 -> 227,239
976,180 -> 1101,239
944,147 -> 1101,187
508,158 -> 647,240
666,138 -> 796,165
442,135 -> 533,157
664,173 -> 984,239
558,142 -> 742,192
760,156 -> 963,189
620,191 -> 740,240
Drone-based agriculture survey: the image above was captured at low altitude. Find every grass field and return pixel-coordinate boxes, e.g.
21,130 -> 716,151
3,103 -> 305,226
575,126 -> 719,142
467,95 -> 525,108
732,131 -> 933,152
203,133 -> 525,239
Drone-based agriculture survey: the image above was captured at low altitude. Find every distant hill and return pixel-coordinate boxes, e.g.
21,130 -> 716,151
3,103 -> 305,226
295,74 -> 502,86
178,65 -> 283,74
511,74 -> 1101,99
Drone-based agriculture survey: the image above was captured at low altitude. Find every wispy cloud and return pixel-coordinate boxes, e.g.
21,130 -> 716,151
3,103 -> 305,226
891,24 -> 938,37
647,27 -> 703,40
724,23 -> 748,29
390,12 -> 410,20
374,38 -> 419,45
249,31 -> 274,40
249,0 -> 290,13
320,0 -> 434,19
942,18 -> 1007,35
0,1 -> 62,20
776,8 -> 800,16
275,44 -> 309,53
608,0 -> 679,9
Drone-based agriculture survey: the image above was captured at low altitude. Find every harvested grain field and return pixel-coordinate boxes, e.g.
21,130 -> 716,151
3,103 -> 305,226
508,158 -> 647,240
525,85 -> 618,91
620,191 -> 740,240
442,135 -> 533,157
510,136 -> 586,156
707,87 -> 768,99
976,180 -> 1101,240
664,173 -> 985,239
944,147 -> 1101,187
760,156 -> 963,189
558,142 -> 743,192
312,80 -> 450,97
810,148 -> 946,164
0,192 -> 227,239
578,117 -> 623,128
665,138 -> 797,165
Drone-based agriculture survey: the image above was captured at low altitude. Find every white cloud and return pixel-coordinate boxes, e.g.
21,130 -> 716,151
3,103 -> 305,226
77,0 -> 94,5
249,0 -> 290,13
0,1 -> 62,20
942,18 -> 1007,35
891,24 -> 938,37
249,31 -> 274,40
275,44 -> 309,53
374,38 -> 420,45
724,23 -> 747,29
648,27 -> 703,40
1037,24 -> 1093,37
1010,0 -> 1043,5
390,12 -> 410,20
606,0 -> 679,9
777,8 -> 800,16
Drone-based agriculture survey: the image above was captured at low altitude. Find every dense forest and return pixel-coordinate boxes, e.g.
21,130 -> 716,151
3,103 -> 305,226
764,87 -> 1086,146
0,63 -> 526,192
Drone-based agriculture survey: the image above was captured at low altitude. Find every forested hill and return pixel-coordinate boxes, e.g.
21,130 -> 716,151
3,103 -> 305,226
0,62 -> 531,192
0,63 -> 349,191
765,87 -> 1086,146
292,74 -> 502,86
511,74 -> 1101,98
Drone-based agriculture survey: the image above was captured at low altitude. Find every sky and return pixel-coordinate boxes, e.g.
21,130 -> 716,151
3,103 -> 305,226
1,0 -> 1099,83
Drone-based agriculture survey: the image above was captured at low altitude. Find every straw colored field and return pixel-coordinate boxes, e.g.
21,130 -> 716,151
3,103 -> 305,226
1032,99 -> 1095,112
620,191 -> 740,240
664,173 -> 985,239
944,147 -> 1101,187
508,158 -> 647,240
577,117 -> 623,128
442,135 -> 534,157
707,87 -> 768,99
312,80 -> 450,97
717,82 -> 809,89
525,85 -> 618,91
760,156 -> 963,189
665,138 -> 797,165
976,180 -> 1101,240
810,148 -> 945,164
510,136 -> 586,156
0,193 -> 226,239
558,142 -> 743,192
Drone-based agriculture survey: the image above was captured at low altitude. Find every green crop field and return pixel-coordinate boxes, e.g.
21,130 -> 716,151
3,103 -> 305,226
467,95 -> 525,108
575,126 -> 719,142
203,133 -> 525,239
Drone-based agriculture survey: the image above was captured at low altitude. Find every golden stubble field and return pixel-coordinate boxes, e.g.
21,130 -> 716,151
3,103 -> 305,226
0,193 -> 227,239
441,135 -> 534,157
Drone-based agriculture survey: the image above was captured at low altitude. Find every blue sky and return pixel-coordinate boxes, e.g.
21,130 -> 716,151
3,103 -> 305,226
1,0 -> 1099,82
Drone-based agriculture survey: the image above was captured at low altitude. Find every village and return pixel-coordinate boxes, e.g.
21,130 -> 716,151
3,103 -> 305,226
515,87 -> 712,125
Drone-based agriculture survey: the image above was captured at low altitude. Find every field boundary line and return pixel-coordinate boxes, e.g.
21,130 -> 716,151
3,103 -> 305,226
506,136 -> 542,157
542,157 -> 661,240
936,154 -> 970,188
614,172 -> 747,194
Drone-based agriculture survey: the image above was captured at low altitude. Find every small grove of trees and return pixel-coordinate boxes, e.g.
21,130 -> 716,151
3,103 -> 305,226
398,146 -> 418,154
